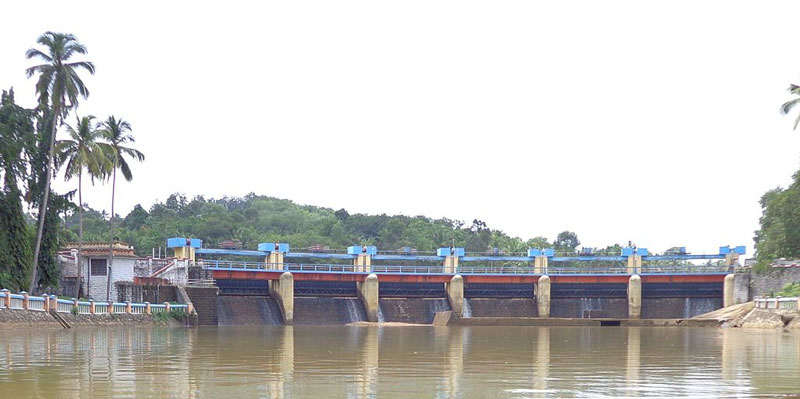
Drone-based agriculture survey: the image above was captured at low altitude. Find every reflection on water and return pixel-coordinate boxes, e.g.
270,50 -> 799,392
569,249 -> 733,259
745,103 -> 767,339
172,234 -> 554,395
1,325 -> 800,398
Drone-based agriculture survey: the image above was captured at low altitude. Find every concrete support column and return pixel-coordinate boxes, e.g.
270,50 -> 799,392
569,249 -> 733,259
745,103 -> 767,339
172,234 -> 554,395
355,254 -> 372,273
357,274 -> 379,322
723,274 -> 735,308
446,275 -> 464,317
627,255 -> 642,275
267,252 -> 285,270
444,256 -> 459,274
537,276 -> 551,318
724,253 -> 739,267
269,272 -> 294,325
628,275 -> 642,319
534,256 -> 548,274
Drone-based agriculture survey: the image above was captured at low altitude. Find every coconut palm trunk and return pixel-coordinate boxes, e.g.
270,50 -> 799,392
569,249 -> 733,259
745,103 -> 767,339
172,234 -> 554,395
107,162 -> 116,302
30,105 -> 59,293
77,171 -> 83,298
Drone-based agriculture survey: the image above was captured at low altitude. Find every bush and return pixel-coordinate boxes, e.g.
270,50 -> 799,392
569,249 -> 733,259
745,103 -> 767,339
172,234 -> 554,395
152,309 -> 186,323
777,282 -> 800,297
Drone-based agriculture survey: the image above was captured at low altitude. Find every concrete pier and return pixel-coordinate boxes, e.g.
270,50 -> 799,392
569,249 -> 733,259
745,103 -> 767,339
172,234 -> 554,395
537,275 -> 551,318
628,275 -> 642,319
357,274 -> 380,322
446,275 -> 464,317
723,274 -> 735,308
269,272 -> 294,324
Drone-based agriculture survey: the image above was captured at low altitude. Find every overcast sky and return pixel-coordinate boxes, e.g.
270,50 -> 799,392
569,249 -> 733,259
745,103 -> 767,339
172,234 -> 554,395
2,1 -> 800,255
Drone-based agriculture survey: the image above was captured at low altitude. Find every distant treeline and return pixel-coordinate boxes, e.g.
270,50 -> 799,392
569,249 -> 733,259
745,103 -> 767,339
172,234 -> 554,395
67,193 -> 595,256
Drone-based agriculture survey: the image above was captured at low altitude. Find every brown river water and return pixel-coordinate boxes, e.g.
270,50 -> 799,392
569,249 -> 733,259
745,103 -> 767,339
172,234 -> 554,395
0,326 -> 798,398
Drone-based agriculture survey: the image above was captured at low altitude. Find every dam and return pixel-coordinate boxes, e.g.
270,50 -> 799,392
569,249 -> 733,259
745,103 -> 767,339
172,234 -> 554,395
170,239 -> 748,325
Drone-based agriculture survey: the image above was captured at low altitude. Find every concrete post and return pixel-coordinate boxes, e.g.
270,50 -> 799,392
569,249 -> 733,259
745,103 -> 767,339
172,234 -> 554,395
145,302 -> 151,314
354,254 -> 372,273
1,289 -> 9,309
627,255 -> 642,275
43,294 -> 50,311
537,276 -> 551,318
534,256 -> 549,274
165,302 -> 171,312
267,252 -> 285,270
187,302 -> 195,315
50,295 -> 57,311
269,272 -> 294,324
21,291 -> 29,310
90,299 -> 96,314
446,275 -> 464,317
357,274 -> 379,322
444,256 -> 459,274
126,301 -> 132,314
723,274 -> 735,308
724,253 -> 739,267
628,275 -> 642,319
74,298 -> 80,313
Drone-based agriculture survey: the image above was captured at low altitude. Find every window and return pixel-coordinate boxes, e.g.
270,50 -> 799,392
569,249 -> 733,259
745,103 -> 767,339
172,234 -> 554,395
90,259 -> 107,276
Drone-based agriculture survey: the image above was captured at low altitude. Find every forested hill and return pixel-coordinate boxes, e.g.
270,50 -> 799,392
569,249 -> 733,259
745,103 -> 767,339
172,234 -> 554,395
68,193 -> 578,256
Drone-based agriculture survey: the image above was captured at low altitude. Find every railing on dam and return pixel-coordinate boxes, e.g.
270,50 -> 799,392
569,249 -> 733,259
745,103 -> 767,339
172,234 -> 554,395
199,260 -> 733,275
755,297 -> 800,311
0,288 -> 192,315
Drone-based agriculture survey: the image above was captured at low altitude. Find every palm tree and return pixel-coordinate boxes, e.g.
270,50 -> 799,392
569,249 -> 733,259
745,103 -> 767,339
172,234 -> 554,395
25,32 -> 95,292
97,116 -> 144,301
781,83 -> 800,130
55,115 -> 109,297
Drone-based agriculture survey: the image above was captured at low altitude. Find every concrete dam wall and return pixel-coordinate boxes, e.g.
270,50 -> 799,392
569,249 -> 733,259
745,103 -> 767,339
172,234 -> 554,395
201,274 -> 732,325
294,297 -> 367,325
218,296 -> 283,326
379,298 -> 450,324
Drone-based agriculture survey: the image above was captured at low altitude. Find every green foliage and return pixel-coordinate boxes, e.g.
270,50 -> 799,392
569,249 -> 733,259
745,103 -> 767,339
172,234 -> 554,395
776,282 -> 800,297
0,89 -> 35,290
753,169 -> 800,266
153,309 -> 186,323
74,193 -> 585,256
554,231 -> 580,254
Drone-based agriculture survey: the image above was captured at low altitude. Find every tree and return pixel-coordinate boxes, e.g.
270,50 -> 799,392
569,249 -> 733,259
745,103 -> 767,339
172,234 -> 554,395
0,89 -> 35,290
122,204 -> 149,230
97,116 -> 144,301
554,231 -> 580,253
781,83 -> 800,130
55,115 -> 108,296
25,32 -> 94,292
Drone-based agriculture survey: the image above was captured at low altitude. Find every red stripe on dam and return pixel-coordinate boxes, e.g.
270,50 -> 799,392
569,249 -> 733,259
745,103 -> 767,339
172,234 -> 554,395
641,274 -> 726,283
550,275 -> 631,284
462,275 -> 540,284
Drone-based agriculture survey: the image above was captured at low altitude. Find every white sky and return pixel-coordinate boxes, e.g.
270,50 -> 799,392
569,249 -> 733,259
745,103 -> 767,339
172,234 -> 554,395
2,1 -> 800,255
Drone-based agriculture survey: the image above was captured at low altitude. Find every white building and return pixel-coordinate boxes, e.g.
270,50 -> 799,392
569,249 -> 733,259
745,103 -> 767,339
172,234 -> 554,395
58,242 -> 190,301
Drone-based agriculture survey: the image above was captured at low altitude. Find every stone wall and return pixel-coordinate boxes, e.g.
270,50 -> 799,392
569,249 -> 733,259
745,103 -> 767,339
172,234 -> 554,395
115,282 -> 177,303
749,267 -> 800,297
0,309 -> 159,329
184,286 -> 219,326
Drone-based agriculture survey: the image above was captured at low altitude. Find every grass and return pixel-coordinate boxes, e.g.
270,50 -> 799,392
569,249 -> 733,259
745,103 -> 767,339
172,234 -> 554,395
152,309 -> 186,323
776,282 -> 800,297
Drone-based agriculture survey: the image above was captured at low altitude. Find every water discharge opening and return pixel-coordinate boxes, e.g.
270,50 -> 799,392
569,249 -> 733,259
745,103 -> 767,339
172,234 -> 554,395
600,320 -> 621,326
